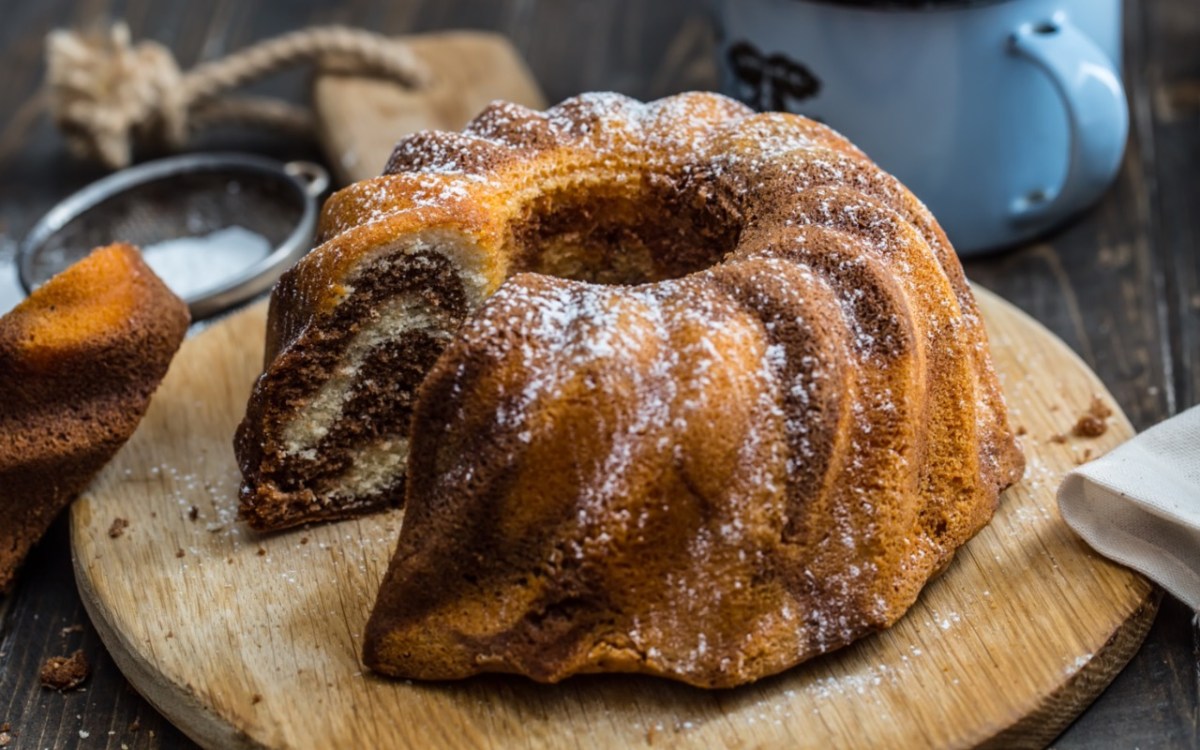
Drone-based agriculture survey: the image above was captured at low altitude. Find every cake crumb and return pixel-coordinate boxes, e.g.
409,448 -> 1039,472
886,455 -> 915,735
1072,397 -> 1113,438
1072,416 -> 1105,437
39,650 -> 89,691
60,624 -> 83,637
300,536 -> 309,545
175,549 -> 185,558
1076,448 -> 1095,465
0,723 -> 12,748
188,506 -> 199,521
1015,425 -> 1027,436
252,694 -> 263,705
257,547 -> 267,557
128,718 -> 141,732
1048,433 -> 1068,444
108,518 -> 129,538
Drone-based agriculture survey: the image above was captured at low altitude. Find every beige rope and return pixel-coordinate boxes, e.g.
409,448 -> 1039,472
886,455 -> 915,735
44,22 -> 431,169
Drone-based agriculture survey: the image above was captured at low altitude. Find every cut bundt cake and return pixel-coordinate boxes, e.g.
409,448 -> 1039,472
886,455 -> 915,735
0,244 -> 189,592
236,91 -> 1024,685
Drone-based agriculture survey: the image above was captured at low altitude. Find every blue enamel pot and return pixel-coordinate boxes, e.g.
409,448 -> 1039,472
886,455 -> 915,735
716,0 -> 1128,254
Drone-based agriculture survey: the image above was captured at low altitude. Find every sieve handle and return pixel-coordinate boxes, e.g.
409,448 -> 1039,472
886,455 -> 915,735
285,161 -> 331,199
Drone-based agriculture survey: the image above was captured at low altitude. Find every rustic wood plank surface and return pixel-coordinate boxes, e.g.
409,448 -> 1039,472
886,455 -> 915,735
0,0 -> 1196,748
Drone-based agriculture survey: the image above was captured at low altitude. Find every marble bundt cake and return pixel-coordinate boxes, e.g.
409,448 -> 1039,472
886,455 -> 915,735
0,244 -> 189,592
236,92 -> 1024,686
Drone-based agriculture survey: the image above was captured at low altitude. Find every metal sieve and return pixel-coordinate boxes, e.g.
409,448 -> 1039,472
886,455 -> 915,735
18,152 -> 329,321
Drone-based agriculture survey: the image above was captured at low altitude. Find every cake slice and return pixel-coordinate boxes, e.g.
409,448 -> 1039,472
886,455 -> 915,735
0,244 -> 189,592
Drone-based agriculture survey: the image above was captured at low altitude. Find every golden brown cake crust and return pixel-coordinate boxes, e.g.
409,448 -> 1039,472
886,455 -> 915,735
237,91 -> 1023,686
356,93 -> 1024,687
235,94 -> 871,530
0,244 -> 189,592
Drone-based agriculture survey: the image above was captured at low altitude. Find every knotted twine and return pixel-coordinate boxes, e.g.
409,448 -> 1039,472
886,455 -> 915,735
45,22 -> 431,169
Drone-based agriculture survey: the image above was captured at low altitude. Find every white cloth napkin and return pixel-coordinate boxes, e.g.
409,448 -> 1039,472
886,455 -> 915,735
1058,404 -> 1200,610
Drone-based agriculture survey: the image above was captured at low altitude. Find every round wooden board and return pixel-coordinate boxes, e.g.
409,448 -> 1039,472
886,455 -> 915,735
71,287 -> 1157,750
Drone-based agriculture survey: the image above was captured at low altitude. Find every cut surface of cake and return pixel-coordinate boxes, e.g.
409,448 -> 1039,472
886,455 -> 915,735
0,244 -> 189,592
236,91 -> 1024,686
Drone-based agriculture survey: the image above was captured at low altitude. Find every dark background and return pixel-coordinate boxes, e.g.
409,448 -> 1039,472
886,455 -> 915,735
0,0 -> 1196,747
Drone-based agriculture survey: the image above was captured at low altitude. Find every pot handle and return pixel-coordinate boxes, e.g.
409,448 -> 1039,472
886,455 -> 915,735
1007,16 -> 1128,223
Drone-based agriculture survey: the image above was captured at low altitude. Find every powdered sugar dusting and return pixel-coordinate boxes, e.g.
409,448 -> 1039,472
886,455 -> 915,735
285,91 -> 1020,685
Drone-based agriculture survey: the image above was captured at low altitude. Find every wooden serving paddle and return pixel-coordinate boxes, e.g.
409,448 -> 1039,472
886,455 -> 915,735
70,288 -> 1157,749
313,31 -> 546,184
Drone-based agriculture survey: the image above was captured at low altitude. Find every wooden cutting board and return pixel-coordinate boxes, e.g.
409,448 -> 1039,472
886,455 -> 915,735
70,287 -> 1156,749
312,31 -> 546,185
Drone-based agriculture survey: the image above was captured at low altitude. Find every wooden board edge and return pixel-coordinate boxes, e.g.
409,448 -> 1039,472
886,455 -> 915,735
969,284 -> 1161,748
71,515 -> 266,750
971,285 -> 1136,435
976,588 -> 1161,750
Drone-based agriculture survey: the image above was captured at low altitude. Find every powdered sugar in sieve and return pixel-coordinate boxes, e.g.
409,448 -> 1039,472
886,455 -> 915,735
17,153 -> 328,321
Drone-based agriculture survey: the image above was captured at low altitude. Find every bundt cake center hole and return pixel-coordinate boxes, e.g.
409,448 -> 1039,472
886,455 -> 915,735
512,184 -> 738,285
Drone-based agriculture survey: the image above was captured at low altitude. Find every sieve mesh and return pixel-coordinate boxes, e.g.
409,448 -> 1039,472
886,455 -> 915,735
18,154 -> 326,321
24,170 -> 303,288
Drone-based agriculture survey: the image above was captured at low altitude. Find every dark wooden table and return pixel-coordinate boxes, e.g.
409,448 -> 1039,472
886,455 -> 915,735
0,1 -> 1196,747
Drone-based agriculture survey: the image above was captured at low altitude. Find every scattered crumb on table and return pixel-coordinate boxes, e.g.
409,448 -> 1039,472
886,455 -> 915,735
59,624 -> 83,638
1048,433 -> 1068,444
1073,396 -> 1113,438
108,518 -> 129,538
175,548 -> 185,558
39,650 -> 89,691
